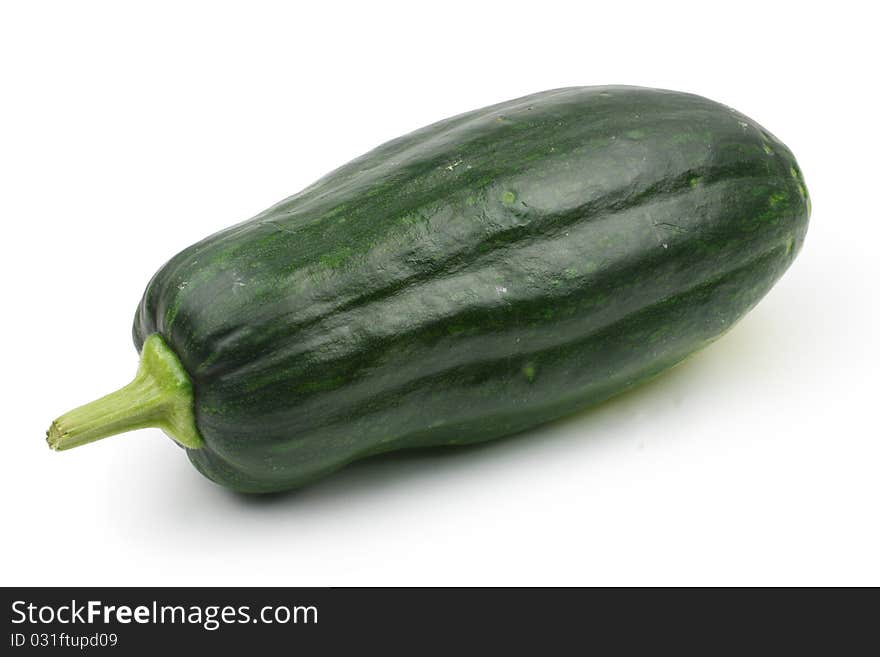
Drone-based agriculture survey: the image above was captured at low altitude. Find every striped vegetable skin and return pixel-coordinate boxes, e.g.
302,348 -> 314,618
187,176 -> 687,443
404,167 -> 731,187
48,86 -> 810,492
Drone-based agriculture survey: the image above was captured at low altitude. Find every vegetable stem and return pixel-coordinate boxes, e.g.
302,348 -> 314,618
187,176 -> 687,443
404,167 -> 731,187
47,334 -> 203,451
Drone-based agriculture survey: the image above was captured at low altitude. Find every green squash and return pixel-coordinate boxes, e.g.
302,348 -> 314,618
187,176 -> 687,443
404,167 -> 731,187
48,86 -> 810,492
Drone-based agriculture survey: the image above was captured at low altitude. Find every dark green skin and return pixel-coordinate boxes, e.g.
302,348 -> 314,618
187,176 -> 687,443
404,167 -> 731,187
133,86 -> 810,493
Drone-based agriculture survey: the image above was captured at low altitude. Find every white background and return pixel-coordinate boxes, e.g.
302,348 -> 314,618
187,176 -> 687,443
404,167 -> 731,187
1,1 -> 877,586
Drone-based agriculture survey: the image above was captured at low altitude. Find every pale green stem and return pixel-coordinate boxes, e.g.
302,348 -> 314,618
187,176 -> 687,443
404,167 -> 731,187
47,334 -> 204,451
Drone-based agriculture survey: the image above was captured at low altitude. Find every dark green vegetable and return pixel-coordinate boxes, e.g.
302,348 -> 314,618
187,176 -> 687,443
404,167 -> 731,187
47,86 -> 810,493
